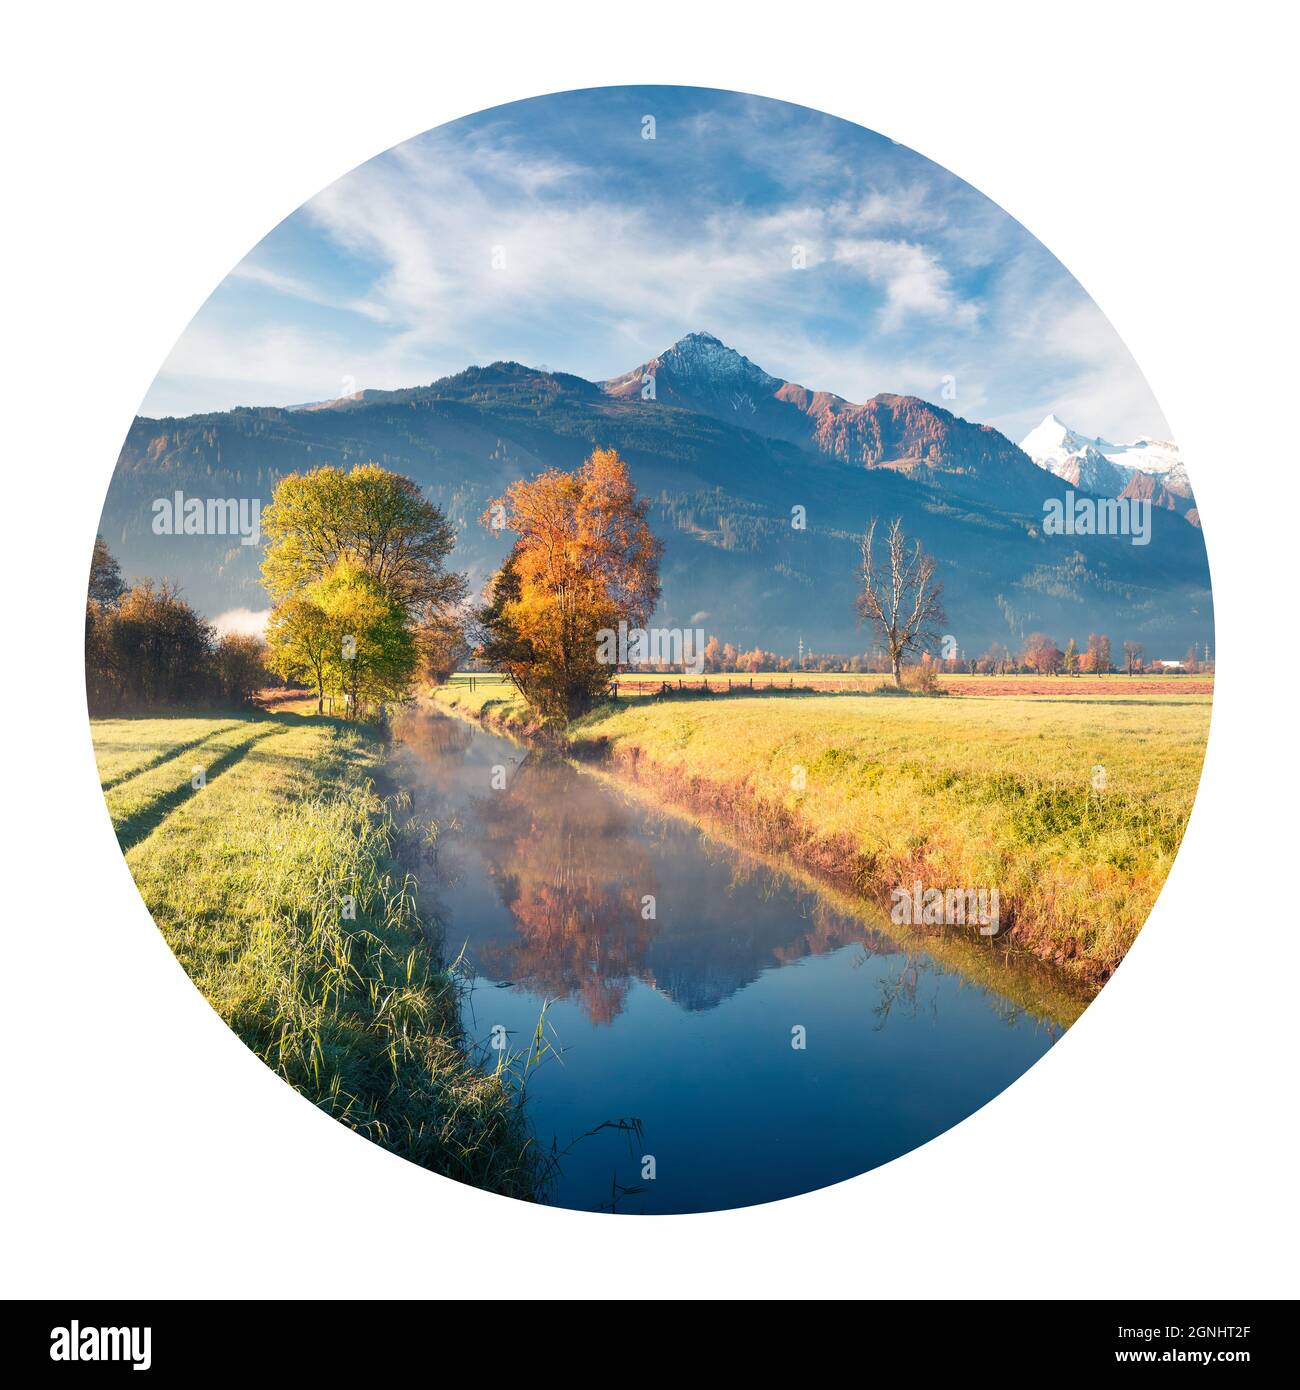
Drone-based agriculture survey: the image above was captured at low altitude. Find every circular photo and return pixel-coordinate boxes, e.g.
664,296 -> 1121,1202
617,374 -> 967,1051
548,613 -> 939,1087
87,85 -> 1213,1214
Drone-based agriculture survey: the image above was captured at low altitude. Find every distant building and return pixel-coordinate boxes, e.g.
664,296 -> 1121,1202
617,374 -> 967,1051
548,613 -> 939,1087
1157,660 -> 1186,671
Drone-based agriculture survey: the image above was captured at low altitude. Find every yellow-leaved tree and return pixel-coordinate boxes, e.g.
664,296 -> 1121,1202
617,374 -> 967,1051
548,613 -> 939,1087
262,463 -> 462,715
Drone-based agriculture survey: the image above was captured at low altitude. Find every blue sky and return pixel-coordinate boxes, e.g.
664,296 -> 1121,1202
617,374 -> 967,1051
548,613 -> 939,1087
143,85 -> 1167,444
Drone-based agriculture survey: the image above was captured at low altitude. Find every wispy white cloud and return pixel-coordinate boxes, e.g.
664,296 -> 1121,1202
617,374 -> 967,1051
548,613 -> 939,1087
831,237 -> 980,330
140,89 -> 1167,443
227,262 -> 390,321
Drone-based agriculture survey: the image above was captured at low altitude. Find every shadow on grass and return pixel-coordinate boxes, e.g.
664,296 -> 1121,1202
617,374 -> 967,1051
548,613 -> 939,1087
114,723 -> 287,855
100,722 -> 243,793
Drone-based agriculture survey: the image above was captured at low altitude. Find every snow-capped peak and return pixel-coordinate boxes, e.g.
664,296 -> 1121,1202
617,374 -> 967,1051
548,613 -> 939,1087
1021,413 -> 1098,468
1022,413 -> 1182,476
1020,413 -> 1191,502
656,332 -> 780,391
600,330 -> 782,403
1102,434 -> 1182,477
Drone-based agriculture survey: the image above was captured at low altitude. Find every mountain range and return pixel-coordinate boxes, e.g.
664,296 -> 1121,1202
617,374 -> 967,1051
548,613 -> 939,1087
603,332 -> 1053,511
1020,414 -> 1198,526
99,332 -> 1213,657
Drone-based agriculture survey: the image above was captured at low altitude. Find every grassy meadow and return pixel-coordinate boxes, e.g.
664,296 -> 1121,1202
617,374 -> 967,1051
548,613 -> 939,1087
436,674 -> 1212,986
92,708 -> 542,1197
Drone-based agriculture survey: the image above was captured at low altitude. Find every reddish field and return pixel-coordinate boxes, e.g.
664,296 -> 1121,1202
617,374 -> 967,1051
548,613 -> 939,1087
941,677 -> 1214,697
608,674 -> 1214,698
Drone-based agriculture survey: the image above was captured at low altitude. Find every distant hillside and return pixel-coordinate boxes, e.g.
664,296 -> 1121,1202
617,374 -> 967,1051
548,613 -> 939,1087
101,342 -> 1214,657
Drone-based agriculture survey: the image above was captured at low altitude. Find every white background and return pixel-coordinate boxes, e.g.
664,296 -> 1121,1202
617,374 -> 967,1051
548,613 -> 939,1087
2,1 -> 1296,1300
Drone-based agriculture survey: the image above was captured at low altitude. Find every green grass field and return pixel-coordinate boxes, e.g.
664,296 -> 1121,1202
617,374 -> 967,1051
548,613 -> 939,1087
92,708 -> 542,1197
436,674 -> 1212,984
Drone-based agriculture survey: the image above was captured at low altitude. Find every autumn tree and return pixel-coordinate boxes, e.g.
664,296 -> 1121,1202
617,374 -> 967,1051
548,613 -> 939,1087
416,610 -> 470,687
476,448 -> 662,722
313,561 -> 417,715
733,647 -> 789,673
857,517 -> 946,688
260,463 -> 462,716
1022,633 -> 1063,675
86,575 -> 217,711
85,536 -> 266,714
84,598 -> 116,710
261,463 -> 465,617
1087,632 -> 1112,674
267,566 -> 417,717
1062,638 -> 1079,676
212,633 -> 269,704
266,595 -> 332,713
114,581 -> 215,705
976,641 -> 1012,675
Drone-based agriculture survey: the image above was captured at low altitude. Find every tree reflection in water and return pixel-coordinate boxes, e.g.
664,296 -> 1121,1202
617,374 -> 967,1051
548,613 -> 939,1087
393,711 -> 1049,1036
470,752 -> 659,1025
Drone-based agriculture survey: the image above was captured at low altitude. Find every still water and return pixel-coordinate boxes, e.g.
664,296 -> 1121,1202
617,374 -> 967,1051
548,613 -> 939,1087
390,709 -> 1061,1214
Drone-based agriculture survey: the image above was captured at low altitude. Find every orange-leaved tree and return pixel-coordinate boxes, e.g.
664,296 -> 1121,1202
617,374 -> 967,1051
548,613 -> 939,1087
476,448 -> 662,722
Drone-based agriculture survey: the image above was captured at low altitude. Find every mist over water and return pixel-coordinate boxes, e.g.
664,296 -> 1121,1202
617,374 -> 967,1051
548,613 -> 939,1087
391,709 -> 1060,1214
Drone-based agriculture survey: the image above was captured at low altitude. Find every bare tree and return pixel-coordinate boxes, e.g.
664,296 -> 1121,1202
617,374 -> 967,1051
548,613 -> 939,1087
1123,640 -> 1145,676
858,518 -> 946,688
